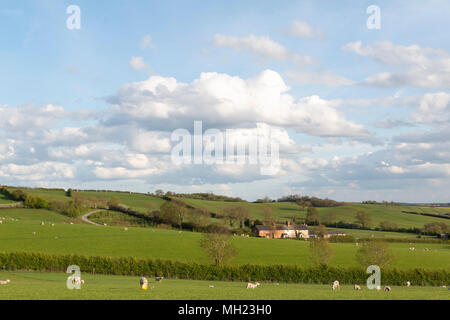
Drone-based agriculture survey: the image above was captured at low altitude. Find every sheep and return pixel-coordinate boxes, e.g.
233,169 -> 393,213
32,232 -> 36,235
209,285 -> 214,288
406,281 -> 411,287
103,223 -> 107,226
40,221 -> 45,226
0,280 -> 10,285
71,277 -> 84,286
384,286 -> 392,292
0,220 -> 2,224
124,227 -> 128,231
332,280 -> 340,291
354,284 -> 361,290
70,222 -> 74,225
409,247 -> 415,251
51,223 -> 55,227
155,276 -> 164,282
423,247 -> 430,251
246,282 -> 260,289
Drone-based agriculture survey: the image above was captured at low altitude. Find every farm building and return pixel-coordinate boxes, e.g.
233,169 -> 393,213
309,229 -> 347,239
253,221 -> 309,239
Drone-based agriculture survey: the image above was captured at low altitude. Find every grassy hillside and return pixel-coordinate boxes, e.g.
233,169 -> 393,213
0,208 -> 448,269
182,198 -> 448,229
0,194 -> 15,204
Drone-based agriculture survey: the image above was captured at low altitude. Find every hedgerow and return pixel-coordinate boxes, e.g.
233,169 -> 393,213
0,251 -> 447,286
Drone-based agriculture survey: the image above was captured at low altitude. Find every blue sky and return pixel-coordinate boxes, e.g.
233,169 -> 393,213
0,1 -> 449,202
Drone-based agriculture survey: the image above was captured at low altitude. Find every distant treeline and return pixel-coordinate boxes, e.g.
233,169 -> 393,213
0,252 -> 447,286
155,191 -> 245,202
277,195 -> 345,207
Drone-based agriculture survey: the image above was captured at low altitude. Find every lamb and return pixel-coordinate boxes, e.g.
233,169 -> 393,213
354,284 -> 361,290
406,281 -> 411,287
246,282 -> 260,289
0,280 -> 10,285
384,286 -> 392,292
71,277 -> 84,285
332,280 -> 340,291
155,276 -> 164,282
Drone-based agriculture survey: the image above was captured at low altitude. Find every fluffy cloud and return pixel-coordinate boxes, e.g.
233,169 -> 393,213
105,69 -> 368,137
286,21 -> 325,39
213,34 -> 315,66
343,41 -> 450,89
129,56 -> 150,71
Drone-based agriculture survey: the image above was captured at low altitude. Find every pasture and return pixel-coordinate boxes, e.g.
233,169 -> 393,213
0,271 -> 448,300
0,208 -> 448,269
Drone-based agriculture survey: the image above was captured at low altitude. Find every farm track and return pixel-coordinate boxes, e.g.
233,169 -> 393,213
81,210 -> 104,226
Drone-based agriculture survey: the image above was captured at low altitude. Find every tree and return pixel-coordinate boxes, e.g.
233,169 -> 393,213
155,189 -> 164,196
355,210 -> 371,229
235,206 -> 250,229
160,200 -> 187,230
309,239 -> 334,268
263,206 -> 276,238
108,196 -> 121,209
189,207 -> 210,231
199,233 -> 237,266
379,220 -> 398,231
323,211 -> 337,227
306,207 -> 320,225
221,206 -> 238,227
356,240 -> 395,269
422,222 -> 449,235
313,224 -> 328,238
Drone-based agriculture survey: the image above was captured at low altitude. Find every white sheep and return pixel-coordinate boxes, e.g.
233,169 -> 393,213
332,280 -> 340,291
155,276 -> 164,282
0,220 -> 2,224
354,284 -> 361,290
209,285 -> 214,288
40,221 -> 45,226
51,223 -> 55,227
0,280 -> 10,285
71,277 -> 84,285
406,281 -> 411,287
124,227 -> 128,231
409,247 -> 415,251
32,232 -> 36,235
246,282 -> 260,289
384,286 -> 392,292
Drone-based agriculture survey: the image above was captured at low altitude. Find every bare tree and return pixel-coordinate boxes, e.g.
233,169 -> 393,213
309,239 -> 334,268
200,232 -> 237,266
356,240 -> 395,269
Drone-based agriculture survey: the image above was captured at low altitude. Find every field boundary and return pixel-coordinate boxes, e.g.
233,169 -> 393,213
0,251 -> 448,286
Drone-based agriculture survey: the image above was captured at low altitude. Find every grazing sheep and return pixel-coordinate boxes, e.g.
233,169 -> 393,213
423,248 -> 429,251
384,286 -> 392,292
51,224 -> 55,227
440,285 -> 447,288
406,281 -> 411,287
103,223 -> 107,226
0,280 -> 10,285
155,276 -> 164,282
71,277 -> 84,285
70,222 -> 74,225
409,247 -> 415,251
32,232 -> 36,235
0,220 -> 2,224
354,284 -> 361,290
332,280 -> 340,291
40,221 -> 45,226
355,242 -> 358,246
246,282 -> 260,289
124,227 -> 128,231
209,285 -> 214,288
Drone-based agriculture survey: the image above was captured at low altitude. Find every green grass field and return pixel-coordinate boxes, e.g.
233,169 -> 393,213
0,194 -> 15,204
0,271 -> 447,300
0,208 -> 449,269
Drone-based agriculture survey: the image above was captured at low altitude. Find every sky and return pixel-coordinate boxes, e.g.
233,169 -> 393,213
0,0 -> 449,202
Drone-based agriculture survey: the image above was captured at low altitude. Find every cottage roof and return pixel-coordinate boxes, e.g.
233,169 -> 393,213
255,224 -> 308,231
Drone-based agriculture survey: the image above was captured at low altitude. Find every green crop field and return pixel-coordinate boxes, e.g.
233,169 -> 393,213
0,208 -> 448,269
0,271 -> 447,300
